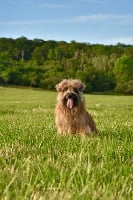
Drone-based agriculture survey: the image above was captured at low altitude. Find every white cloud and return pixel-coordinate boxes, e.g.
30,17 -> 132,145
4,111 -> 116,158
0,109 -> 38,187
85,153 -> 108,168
71,14 -> 133,24
6,0 -> 69,9
40,3 -> 69,8
81,0 -> 104,3
95,36 -> 133,45
0,14 -> 132,26
0,20 -> 56,26
109,36 -> 133,44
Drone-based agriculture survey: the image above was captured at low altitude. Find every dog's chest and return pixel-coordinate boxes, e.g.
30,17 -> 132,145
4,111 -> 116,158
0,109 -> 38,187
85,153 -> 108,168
64,109 -> 83,126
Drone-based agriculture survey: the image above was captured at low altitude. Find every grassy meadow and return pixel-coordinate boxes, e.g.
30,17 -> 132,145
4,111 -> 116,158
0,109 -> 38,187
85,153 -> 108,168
0,87 -> 132,200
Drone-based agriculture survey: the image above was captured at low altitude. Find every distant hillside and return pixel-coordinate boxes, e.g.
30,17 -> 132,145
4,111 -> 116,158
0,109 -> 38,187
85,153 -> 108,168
0,37 -> 133,93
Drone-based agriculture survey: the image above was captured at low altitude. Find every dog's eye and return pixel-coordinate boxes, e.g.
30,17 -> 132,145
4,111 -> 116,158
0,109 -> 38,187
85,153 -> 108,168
62,87 -> 68,92
72,88 -> 78,93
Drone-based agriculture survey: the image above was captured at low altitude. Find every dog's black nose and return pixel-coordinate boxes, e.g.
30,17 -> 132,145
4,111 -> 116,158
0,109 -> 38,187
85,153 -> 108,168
68,94 -> 73,99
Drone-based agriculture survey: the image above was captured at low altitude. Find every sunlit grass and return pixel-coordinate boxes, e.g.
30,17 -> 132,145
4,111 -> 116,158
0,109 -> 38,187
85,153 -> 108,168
0,87 -> 132,200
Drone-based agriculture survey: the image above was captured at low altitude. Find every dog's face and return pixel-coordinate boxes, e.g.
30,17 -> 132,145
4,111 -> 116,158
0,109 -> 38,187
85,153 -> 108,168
56,79 -> 86,109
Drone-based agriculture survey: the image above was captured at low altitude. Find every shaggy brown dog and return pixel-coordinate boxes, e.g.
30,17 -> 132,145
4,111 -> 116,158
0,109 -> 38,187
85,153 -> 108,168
55,79 -> 97,135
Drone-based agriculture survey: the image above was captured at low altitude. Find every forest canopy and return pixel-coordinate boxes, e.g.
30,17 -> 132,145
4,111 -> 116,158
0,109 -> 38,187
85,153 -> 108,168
0,36 -> 133,93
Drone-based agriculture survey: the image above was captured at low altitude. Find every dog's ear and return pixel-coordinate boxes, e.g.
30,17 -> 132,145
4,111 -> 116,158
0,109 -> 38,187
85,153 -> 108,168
55,79 -> 68,92
78,82 -> 86,92
73,80 -> 86,92
55,83 -> 61,92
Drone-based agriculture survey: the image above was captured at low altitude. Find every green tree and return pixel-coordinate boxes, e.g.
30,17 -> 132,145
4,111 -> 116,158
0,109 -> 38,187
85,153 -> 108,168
47,49 -> 56,60
114,56 -> 133,93
0,52 -> 14,84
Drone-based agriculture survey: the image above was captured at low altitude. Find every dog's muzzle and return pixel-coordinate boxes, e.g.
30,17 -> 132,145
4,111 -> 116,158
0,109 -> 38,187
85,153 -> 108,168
63,93 -> 78,109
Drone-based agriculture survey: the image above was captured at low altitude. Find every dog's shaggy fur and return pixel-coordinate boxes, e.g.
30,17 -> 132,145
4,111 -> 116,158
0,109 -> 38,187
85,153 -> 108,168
55,79 -> 97,135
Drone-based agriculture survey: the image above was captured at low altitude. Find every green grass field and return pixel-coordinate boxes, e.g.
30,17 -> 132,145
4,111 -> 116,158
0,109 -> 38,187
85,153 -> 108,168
0,87 -> 132,200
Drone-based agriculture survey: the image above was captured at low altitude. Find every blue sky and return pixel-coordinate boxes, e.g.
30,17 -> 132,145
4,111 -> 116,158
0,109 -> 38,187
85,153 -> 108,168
0,0 -> 133,44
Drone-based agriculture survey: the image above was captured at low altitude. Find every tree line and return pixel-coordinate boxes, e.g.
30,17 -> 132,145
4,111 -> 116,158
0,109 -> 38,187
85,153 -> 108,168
0,36 -> 133,93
